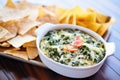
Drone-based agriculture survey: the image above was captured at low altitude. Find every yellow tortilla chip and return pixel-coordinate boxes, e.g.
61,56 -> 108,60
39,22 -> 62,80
76,21 -> 87,28
72,13 -> 76,25
7,35 -> 36,48
65,13 -> 72,24
4,50 -> 28,60
26,47 -> 38,60
59,10 -> 70,21
87,8 -> 109,23
55,7 -> 67,18
71,6 -> 85,17
5,0 -> 16,8
76,12 -> 96,23
87,22 -> 101,32
38,6 -> 45,19
97,18 -> 115,36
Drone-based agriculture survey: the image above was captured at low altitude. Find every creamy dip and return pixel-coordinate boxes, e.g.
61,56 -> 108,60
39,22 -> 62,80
40,29 -> 105,67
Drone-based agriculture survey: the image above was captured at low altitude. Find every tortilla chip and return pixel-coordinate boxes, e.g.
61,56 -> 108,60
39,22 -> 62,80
5,0 -> 16,8
0,21 -> 18,42
65,13 -> 72,24
28,8 -> 39,20
7,35 -> 36,48
4,50 -> 28,60
26,47 -> 38,59
37,6 -> 45,19
43,5 -> 58,15
17,18 -> 40,35
72,13 -> 76,25
0,7 -> 30,22
15,0 -> 40,20
59,6 -> 84,21
38,14 -> 59,24
16,0 -> 39,9
76,12 -> 96,23
76,21 -> 87,28
0,42 -> 11,47
59,10 -> 69,21
23,40 -> 36,47
87,22 -> 101,32
97,18 -> 115,36
0,31 -> 14,42
55,7 -> 67,18
26,27 -> 38,37
0,26 -> 9,38
87,8 -> 109,23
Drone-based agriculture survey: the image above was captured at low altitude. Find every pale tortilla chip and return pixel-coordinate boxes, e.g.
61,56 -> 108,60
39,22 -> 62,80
0,21 -> 18,42
4,50 -> 28,60
7,35 -> 36,48
16,0 -> 39,9
23,40 -> 36,47
17,18 -> 40,35
0,26 -> 9,38
39,14 -> 59,24
43,8 -> 56,17
0,42 -> 11,47
43,5 -> 58,15
15,0 -> 40,20
26,27 -> 38,37
28,9 -> 39,20
26,47 -> 38,59
0,7 -> 29,22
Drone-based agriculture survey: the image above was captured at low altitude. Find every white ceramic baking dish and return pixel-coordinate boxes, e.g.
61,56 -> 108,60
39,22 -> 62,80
35,23 -> 115,78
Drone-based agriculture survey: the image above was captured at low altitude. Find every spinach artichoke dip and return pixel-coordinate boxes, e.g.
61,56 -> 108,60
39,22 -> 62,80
40,29 -> 105,67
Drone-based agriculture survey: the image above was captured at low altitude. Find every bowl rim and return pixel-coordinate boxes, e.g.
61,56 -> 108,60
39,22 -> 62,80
36,23 -> 108,69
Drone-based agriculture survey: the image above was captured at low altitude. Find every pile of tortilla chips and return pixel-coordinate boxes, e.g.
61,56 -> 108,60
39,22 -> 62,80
0,0 -> 114,60
56,6 -> 115,36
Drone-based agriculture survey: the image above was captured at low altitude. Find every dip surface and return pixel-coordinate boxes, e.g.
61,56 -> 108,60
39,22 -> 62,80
40,29 -> 105,67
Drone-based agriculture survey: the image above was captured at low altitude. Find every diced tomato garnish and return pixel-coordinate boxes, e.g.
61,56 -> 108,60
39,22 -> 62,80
69,48 -> 77,53
72,36 -> 83,48
62,36 -> 83,52
75,36 -> 81,40
63,45 -> 77,53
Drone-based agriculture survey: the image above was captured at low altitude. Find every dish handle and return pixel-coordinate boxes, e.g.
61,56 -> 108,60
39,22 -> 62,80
106,42 -> 115,56
35,23 -> 55,36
